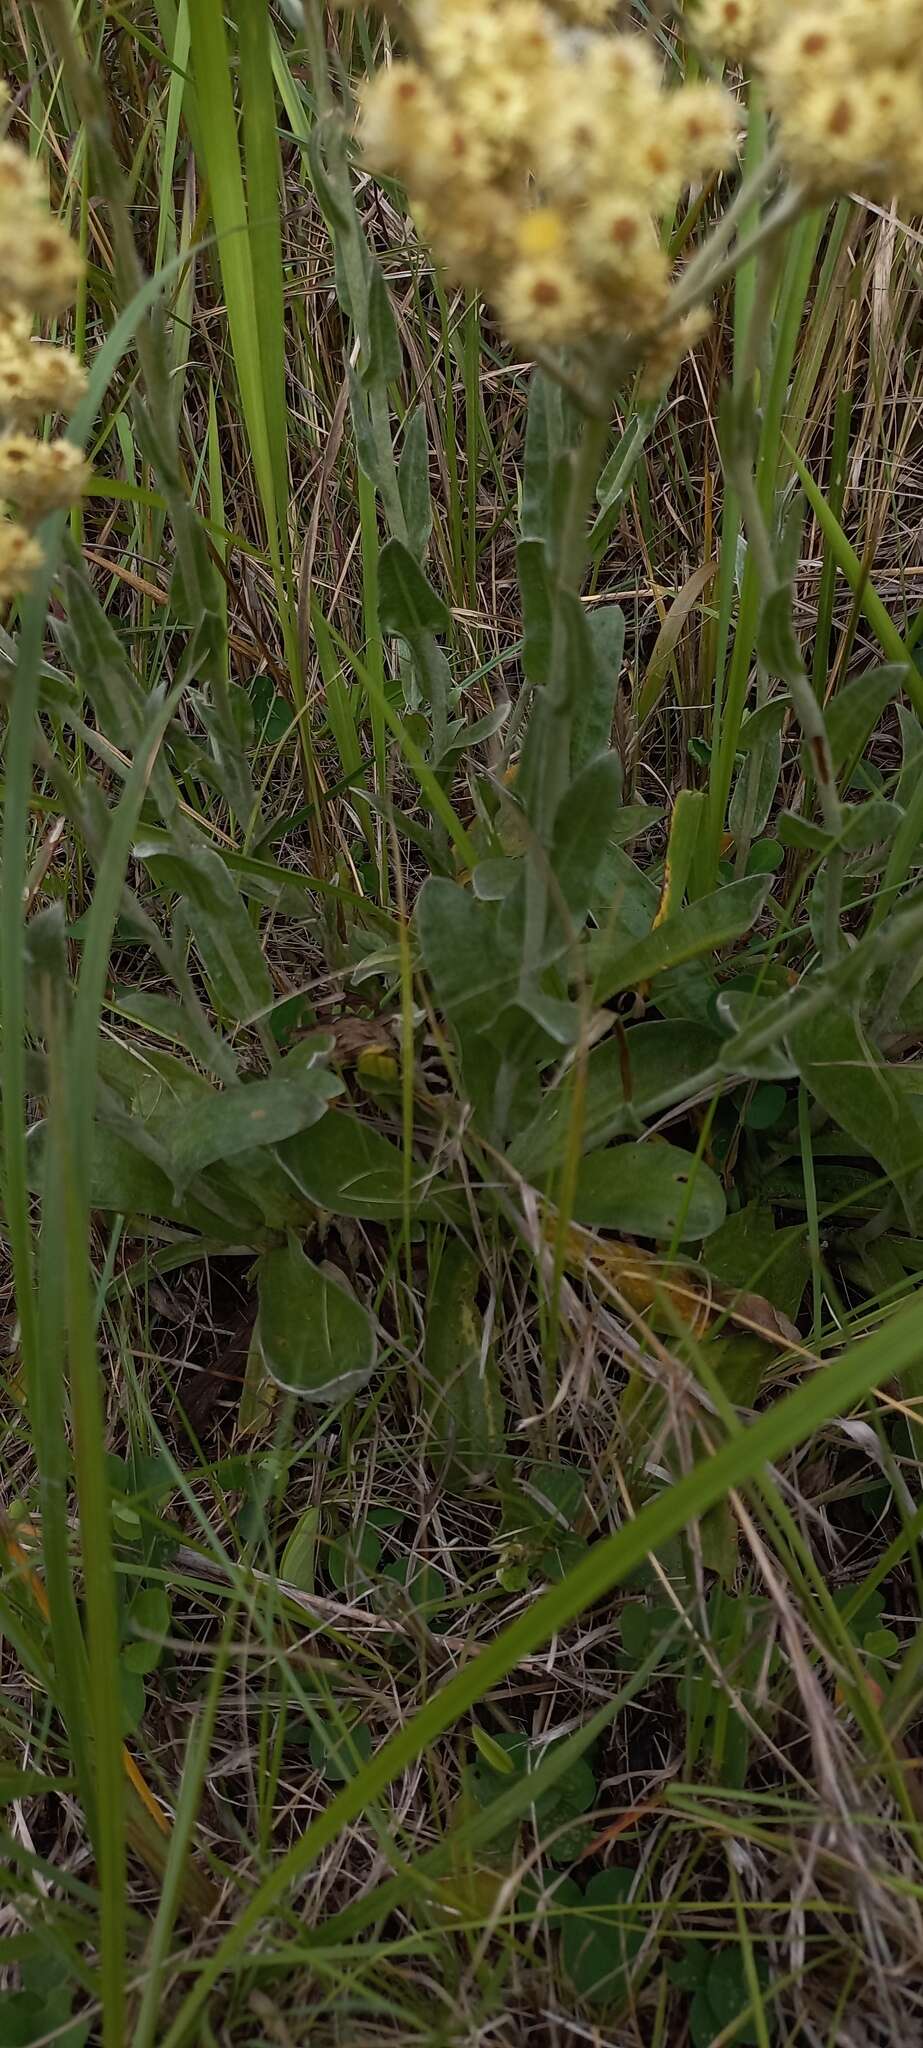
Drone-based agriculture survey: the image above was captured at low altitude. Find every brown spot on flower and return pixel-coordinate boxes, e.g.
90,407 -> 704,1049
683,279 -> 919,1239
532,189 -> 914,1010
531,277 -> 562,307
610,214 -> 639,247
828,97 -> 854,138
802,32 -> 829,57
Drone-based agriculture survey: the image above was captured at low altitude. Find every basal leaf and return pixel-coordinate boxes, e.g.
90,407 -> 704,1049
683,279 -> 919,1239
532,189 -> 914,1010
135,837 -> 272,1022
789,1008 -> 923,1215
258,1242 -> 377,1401
280,1108 -> 460,1220
570,1142 -> 726,1241
417,879 -> 517,1033
424,1242 -> 505,1485
509,1021 -> 721,1181
590,878 -> 769,1004
160,1062 -> 341,1191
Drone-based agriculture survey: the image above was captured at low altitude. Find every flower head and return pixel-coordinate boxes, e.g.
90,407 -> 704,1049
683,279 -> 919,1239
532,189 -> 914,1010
690,0 -> 923,206
359,1 -> 742,370
0,89 -> 87,603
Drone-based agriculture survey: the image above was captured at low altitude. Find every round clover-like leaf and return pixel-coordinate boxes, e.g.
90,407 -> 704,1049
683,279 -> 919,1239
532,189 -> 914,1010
561,1866 -> 645,2005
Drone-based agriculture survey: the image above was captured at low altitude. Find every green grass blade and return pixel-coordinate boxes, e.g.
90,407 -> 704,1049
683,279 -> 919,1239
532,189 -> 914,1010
160,1293 -> 923,2043
789,443 -> 923,711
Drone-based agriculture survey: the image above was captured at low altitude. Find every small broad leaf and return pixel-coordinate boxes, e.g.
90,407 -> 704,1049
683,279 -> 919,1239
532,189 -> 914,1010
562,1867 -> 645,2005
258,1242 -> 376,1402
327,1522 -> 381,1593
571,1142 -> 726,1241
523,1462 -> 584,1531
379,538 -> 451,638
124,1587 -> 171,1675
590,877 -> 769,1005
705,1947 -> 773,2043
308,1718 -> 373,1783
398,407 -> 433,562
161,1060 -> 341,1191
380,1555 -> 448,1620
136,837 -> 272,1022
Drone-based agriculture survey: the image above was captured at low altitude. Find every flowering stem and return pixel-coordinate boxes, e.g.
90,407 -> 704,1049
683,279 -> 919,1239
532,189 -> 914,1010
524,411 -> 611,842
667,177 -> 807,330
733,455 -> 846,961
39,0 -> 259,831
668,142 -> 784,312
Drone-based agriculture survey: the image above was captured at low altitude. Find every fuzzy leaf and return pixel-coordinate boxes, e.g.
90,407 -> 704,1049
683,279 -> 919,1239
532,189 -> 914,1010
571,1142 -> 726,1241
379,538 -> 451,638
258,1243 -> 376,1401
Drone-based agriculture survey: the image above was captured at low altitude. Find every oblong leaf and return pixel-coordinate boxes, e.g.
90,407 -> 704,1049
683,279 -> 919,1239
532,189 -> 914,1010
589,877 -> 769,1004
509,1022 -> 722,1181
280,1109 -> 460,1220
135,837 -> 272,1022
789,1008 -> 923,1213
379,538 -> 451,638
162,1062 -> 341,1192
570,1142 -> 726,1240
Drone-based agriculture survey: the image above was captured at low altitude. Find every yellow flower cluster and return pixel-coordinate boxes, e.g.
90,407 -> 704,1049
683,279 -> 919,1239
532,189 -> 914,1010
0,92 -> 87,605
359,1 -> 740,366
694,0 -> 923,207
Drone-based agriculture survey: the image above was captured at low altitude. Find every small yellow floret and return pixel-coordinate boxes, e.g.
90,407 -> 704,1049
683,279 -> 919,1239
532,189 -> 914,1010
515,208 -> 567,260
